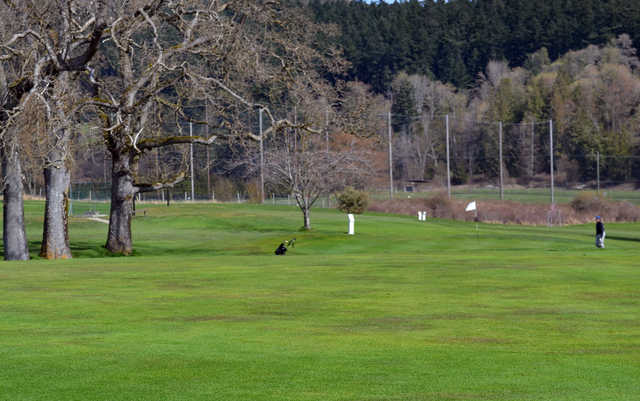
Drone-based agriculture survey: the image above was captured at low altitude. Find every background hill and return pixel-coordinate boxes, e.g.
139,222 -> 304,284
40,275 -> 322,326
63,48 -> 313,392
310,0 -> 640,92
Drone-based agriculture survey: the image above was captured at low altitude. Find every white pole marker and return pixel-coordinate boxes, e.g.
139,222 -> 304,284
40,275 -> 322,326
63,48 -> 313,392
348,213 -> 355,235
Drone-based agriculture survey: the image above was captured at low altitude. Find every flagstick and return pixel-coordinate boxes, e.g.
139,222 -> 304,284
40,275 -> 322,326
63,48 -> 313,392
475,208 -> 479,240
465,200 -> 479,240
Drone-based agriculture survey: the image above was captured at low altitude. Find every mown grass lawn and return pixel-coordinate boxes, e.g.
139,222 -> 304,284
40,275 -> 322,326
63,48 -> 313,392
1,201 -> 639,400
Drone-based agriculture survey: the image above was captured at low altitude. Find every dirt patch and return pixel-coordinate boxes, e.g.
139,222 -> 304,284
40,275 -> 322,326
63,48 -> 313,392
86,217 -> 109,224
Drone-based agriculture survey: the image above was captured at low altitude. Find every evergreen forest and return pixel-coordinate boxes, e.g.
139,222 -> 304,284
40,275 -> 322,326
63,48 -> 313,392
310,0 -> 640,92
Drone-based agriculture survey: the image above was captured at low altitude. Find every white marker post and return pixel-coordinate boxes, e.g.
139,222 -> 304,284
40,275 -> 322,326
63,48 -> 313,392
465,201 -> 479,238
348,213 -> 355,235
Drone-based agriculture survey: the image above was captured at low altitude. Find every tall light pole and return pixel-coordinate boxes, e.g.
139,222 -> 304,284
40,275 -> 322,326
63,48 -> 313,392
388,111 -> 394,200
549,119 -> 554,205
205,101 -> 211,200
259,108 -> 264,203
499,121 -> 504,200
189,122 -> 195,201
325,107 -> 329,153
446,114 -> 451,199
530,120 -> 535,177
596,151 -> 600,194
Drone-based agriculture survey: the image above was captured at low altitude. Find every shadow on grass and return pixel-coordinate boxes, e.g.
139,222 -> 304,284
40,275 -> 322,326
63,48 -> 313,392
23,240 -> 140,259
605,235 -> 640,243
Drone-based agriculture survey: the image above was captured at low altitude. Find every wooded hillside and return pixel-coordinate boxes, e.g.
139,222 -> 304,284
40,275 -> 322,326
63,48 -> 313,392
310,0 -> 640,92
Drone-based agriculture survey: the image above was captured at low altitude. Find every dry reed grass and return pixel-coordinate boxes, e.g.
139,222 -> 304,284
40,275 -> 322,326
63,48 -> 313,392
368,192 -> 640,225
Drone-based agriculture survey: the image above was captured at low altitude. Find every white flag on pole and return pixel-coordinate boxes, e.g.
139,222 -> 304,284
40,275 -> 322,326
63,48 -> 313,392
465,201 -> 477,212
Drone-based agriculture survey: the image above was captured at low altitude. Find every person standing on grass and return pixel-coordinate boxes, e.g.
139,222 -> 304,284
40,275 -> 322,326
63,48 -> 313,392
595,216 -> 605,248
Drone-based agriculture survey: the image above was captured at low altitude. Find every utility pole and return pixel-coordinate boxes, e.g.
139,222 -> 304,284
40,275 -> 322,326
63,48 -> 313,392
596,151 -> 600,193
446,114 -> 451,199
499,121 -> 504,201
259,108 -> 265,203
388,111 -> 394,200
549,119 -> 554,205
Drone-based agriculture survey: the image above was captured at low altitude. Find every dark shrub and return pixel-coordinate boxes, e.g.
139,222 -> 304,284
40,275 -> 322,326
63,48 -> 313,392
570,191 -> 607,213
424,192 -> 458,219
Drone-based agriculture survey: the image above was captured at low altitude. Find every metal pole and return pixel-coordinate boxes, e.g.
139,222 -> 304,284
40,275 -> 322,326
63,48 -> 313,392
153,103 -> 160,201
259,108 -> 265,203
104,151 -> 107,183
596,151 -> 600,193
325,107 -> 329,152
206,146 -> 211,200
499,121 -> 504,200
388,111 -> 394,200
189,122 -> 195,201
293,106 -> 297,151
530,121 -> 535,177
205,101 -> 211,200
446,114 -> 451,199
549,119 -> 554,205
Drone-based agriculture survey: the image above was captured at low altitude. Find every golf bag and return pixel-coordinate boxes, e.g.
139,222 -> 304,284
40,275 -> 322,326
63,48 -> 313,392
275,243 -> 287,255
274,238 -> 296,255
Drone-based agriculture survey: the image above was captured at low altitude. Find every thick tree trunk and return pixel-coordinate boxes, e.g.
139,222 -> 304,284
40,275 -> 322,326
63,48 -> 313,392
2,138 -> 29,261
41,71 -> 74,260
40,166 -> 72,259
105,152 -> 136,255
302,207 -> 311,230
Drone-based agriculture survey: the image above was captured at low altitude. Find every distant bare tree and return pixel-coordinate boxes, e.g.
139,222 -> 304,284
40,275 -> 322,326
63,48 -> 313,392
256,132 -> 370,230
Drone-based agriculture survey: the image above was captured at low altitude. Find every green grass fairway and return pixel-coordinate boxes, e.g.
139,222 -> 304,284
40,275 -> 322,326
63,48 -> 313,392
1,202 -> 639,400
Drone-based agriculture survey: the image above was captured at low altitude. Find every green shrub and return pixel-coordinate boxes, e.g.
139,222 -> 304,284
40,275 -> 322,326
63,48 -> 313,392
336,187 -> 368,214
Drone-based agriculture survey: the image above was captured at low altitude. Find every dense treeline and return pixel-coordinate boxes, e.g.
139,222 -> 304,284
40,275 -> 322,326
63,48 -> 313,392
382,38 -> 640,186
310,0 -> 640,92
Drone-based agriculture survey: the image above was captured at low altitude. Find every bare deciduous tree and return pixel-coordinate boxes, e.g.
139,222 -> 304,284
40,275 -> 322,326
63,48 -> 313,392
87,0 -> 344,254
255,132 -> 370,230
1,0 -> 106,259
